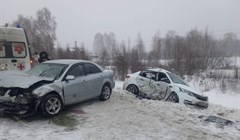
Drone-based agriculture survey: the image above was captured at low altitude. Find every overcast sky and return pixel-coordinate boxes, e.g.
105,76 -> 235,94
0,0 -> 239,51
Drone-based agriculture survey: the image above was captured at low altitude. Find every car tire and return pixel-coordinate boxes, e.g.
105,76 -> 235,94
40,93 -> 63,116
99,84 -> 112,101
167,92 -> 179,103
126,85 -> 139,95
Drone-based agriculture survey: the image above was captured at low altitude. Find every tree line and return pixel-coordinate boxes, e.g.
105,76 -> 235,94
94,30 -> 239,79
12,7 -> 240,80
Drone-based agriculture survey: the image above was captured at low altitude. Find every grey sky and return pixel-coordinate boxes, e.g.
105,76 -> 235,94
1,0 -> 239,51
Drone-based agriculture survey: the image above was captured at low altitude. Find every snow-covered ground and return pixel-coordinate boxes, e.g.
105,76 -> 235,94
206,90 -> 240,109
187,76 -> 240,110
0,81 -> 240,140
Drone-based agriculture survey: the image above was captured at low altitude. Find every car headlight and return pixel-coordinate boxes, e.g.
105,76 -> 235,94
179,87 -> 196,97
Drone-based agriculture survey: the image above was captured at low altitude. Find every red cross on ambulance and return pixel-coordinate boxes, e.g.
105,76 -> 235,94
17,63 -> 25,71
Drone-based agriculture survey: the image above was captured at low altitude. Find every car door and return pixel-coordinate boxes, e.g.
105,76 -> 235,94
136,71 -> 156,96
154,72 -> 170,99
84,63 -> 104,98
62,63 -> 88,104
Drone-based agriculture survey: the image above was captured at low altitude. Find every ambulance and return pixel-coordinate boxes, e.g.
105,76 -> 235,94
0,26 -> 31,71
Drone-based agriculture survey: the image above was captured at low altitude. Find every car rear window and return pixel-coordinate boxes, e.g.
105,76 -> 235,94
0,42 -> 27,58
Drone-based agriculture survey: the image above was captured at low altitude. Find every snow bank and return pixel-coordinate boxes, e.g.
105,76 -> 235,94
0,81 -> 239,140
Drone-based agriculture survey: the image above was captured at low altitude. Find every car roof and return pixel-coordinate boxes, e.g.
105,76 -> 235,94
43,59 -> 91,65
147,68 -> 171,73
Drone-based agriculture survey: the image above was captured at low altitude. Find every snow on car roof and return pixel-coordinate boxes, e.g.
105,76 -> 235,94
0,27 -> 24,35
43,59 -> 90,65
148,68 -> 171,73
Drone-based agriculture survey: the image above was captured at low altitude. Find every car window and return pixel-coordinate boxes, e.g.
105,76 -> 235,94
68,64 -> 85,77
0,42 -> 27,58
84,63 -> 101,74
140,71 -> 157,81
167,72 -> 188,86
158,72 -> 167,80
12,43 -> 26,57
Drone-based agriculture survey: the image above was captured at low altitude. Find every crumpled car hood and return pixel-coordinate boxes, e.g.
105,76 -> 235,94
175,83 -> 203,96
0,71 -> 53,88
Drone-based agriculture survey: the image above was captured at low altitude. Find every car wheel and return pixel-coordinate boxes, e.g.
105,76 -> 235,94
99,84 -> 112,101
167,92 -> 179,103
41,94 -> 62,116
126,85 -> 139,95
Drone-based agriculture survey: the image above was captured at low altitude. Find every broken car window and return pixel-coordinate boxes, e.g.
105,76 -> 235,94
140,71 -> 157,81
157,72 -> 170,83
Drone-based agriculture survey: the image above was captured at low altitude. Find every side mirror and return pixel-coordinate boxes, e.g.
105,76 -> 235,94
65,75 -> 75,81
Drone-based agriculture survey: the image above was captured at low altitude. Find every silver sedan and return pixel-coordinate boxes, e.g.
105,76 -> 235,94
0,59 -> 115,117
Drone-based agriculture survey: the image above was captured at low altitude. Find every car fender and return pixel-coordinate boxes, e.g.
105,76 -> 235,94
32,83 -> 64,103
102,78 -> 115,89
174,91 -> 185,104
164,84 -> 181,101
170,84 -> 195,104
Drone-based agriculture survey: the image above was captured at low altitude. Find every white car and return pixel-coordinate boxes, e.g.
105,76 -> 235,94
123,68 -> 208,108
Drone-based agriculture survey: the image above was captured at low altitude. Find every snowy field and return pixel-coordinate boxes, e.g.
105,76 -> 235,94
0,81 -> 240,140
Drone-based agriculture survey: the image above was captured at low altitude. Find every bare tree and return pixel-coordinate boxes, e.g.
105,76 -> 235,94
223,32 -> 238,56
129,48 -> 145,73
136,33 -> 145,60
164,31 -> 176,59
113,41 -> 129,80
170,35 -> 185,75
65,44 -> 72,59
34,7 -> 57,54
12,15 -> 35,47
12,7 -> 57,55
93,32 -> 118,66
56,44 -> 65,59
93,33 -> 110,66
149,32 -> 162,67
104,32 -> 117,59
79,43 -> 89,60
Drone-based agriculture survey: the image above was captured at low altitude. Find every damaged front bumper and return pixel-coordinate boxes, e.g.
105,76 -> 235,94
184,99 -> 209,108
0,101 -> 30,114
0,87 -> 37,115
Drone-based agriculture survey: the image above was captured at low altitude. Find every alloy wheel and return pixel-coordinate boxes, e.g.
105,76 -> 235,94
45,97 -> 62,115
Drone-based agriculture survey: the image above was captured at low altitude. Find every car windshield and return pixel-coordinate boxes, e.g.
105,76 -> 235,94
26,63 -> 68,79
167,72 -> 188,86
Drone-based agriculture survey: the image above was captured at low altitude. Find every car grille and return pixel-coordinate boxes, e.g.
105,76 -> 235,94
194,94 -> 208,101
0,87 -> 26,97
